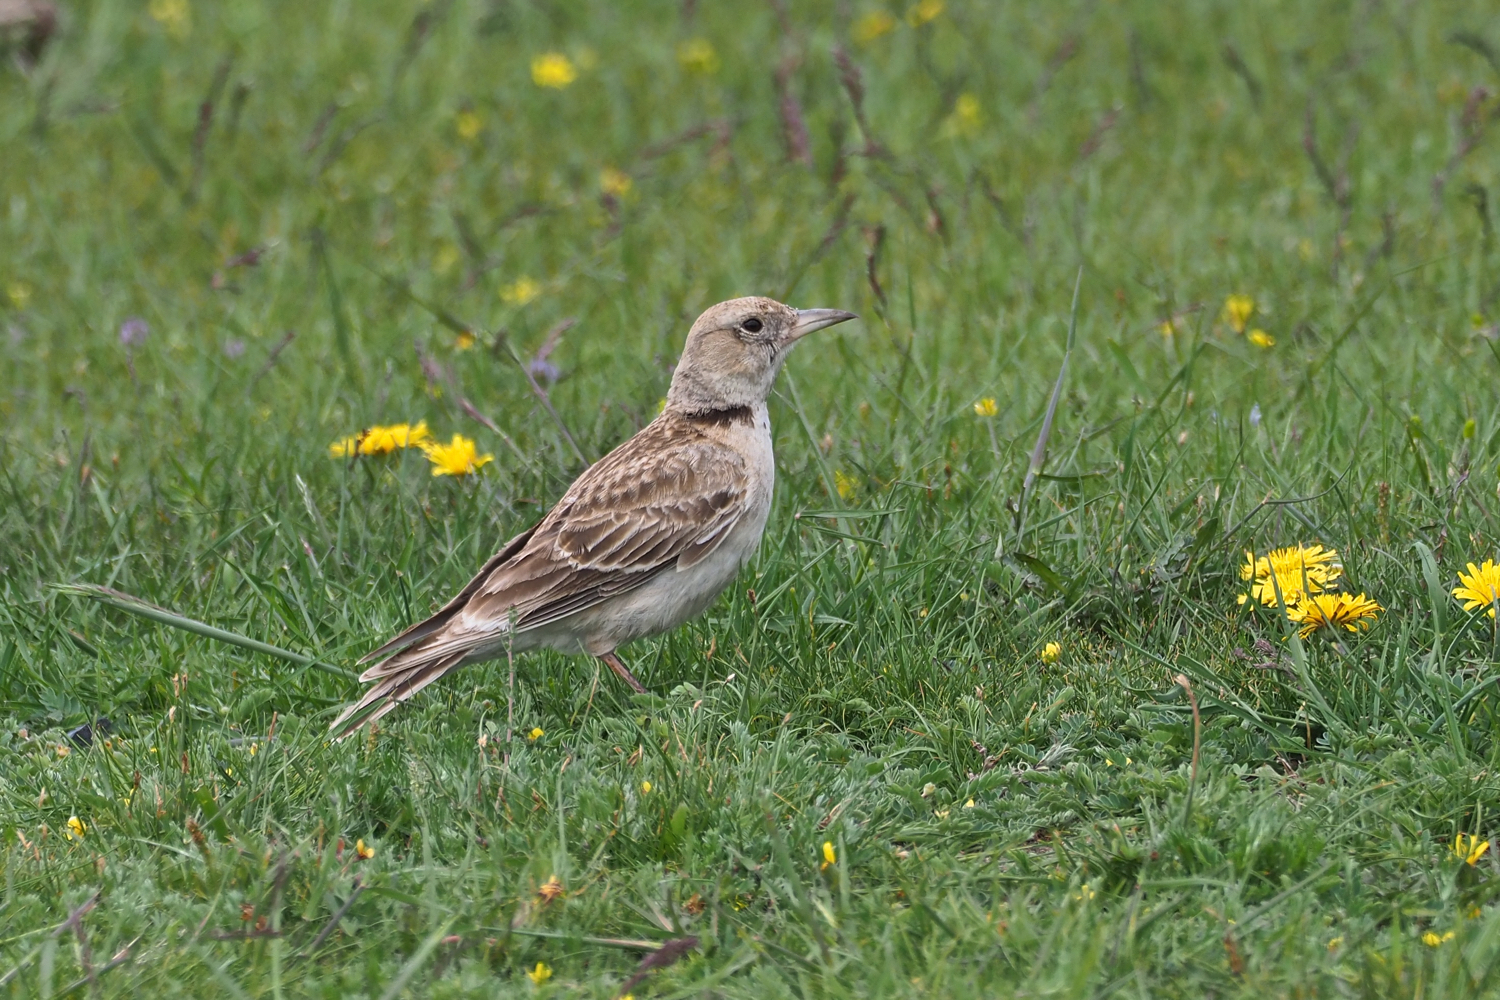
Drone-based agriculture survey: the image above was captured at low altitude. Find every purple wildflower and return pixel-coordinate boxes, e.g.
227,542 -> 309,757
119,317 -> 149,347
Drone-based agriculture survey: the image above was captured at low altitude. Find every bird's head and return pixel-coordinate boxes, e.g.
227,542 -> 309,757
665,296 -> 856,414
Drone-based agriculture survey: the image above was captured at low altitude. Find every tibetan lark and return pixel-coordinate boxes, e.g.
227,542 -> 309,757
330,297 -> 856,738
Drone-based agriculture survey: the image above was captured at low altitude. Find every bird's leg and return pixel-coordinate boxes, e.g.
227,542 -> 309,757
599,651 -> 647,694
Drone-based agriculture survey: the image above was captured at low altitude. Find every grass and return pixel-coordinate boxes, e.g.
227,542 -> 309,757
5,0 -> 1500,994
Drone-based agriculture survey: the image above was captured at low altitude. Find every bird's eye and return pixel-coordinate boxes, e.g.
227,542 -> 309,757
742,317 -> 764,333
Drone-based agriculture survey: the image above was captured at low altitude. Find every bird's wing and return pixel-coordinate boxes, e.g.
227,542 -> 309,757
403,428 -> 749,654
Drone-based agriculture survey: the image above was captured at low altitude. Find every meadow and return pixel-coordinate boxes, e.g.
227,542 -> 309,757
5,0 -> 1500,995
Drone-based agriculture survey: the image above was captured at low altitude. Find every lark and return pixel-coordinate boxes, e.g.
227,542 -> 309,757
330,297 -> 856,738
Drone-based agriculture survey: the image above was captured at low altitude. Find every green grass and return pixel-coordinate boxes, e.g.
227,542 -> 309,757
5,0 -> 1500,994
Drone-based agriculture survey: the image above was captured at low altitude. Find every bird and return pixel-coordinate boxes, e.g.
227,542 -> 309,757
329,296 -> 856,738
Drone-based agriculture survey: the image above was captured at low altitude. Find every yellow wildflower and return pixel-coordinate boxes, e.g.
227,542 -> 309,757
821,841 -> 836,870
1327,936 -> 1342,951
329,421 -> 431,459
455,110 -> 482,141
1423,930 -> 1456,947
502,277 -> 541,306
454,331 -> 476,351
963,798 -> 975,808
1247,329 -> 1275,348
974,397 -> 998,417
835,469 -> 857,500
531,53 -> 577,88
853,10 -> 896,43
421,434 -> 494,477
906,0 -> 943,26
640,781 -> 652,794
1288,593 -> 1381,638
528,727 -> 544,741
537,875 -> 565,903
1455,560 -> 1500,619
1222,294 -> 1255,333
1238,544 -> 1341,607
600,167 -> 632,198
1455,832 -> 1490,866
148,0 -> 190,38
1041,642 -> 1061,664
355,838 -> 375,860
65,816 -> 86,840
526,961 -> 553,983
949,93 -> 981,135
677,38 -> 720,75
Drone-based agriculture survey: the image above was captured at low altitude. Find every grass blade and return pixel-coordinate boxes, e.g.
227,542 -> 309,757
1014,266 -> 1083,548
51,583 -> 354,680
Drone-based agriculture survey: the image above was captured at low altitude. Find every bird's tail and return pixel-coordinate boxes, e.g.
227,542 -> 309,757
327,642 -> 468,741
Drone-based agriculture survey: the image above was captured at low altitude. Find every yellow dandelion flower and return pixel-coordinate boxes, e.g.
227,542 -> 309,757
1041,641 -> 1061,663
329,436 -> 359,459
1455,832 -> 1490,866
835,469 -> 857,500
600,167 -> 632,197
421,434 -> 494,477
455,110 -> 482,141
949,93 -> 981,134
1455,560 -> 1500,619
526,961 -> 553,983
537,874 -> 565,903
148,0 -> 190,38
528,727 -> 544,741
853,10 -> 896,43
1423,930 -> 1455,947
1222,294 -> 1255,333
906,0 -> 943,26
974,397 -> 998,417
66,816 -> 86,840
677,38 -> 720,75
1247,329 -> 1275,348
531,53 -> 577,88
1238,544 -> 1341,607
355,838 -> 375,860
502,276 -> 541,306
1288,593 -> 1381,638
822,841 -> 837,869
358,421 -> 432,456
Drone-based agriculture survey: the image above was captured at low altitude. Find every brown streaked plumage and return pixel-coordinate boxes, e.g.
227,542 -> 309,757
330,296 -> 856,738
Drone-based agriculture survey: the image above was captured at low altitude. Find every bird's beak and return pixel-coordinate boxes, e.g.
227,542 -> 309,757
785,308 -> 858,344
